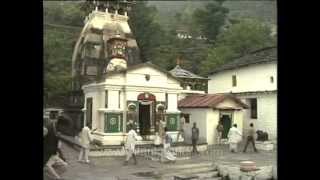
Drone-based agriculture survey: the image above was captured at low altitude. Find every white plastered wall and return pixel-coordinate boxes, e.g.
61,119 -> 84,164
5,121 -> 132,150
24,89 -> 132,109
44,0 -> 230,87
180,108 -> 207,144
240,93 -> 277,140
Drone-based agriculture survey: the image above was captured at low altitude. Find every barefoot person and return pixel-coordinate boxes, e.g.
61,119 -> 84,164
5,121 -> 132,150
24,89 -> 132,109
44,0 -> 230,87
78,122 -> 93,163
124,124 -> 138,165
191,122 -> 200,155
243,123 -> 258,153
227,124 -> 242,153
45,150 -> 68,180
162,127 -> 176,162
216,121 -> 224,144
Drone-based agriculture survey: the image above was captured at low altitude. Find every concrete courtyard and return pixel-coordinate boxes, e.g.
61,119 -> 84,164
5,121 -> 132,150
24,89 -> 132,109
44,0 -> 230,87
44,140 -> 277,180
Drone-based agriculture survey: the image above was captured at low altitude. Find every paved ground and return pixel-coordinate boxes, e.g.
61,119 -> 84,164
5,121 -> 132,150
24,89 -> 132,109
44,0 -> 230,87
44,141 -> 277,180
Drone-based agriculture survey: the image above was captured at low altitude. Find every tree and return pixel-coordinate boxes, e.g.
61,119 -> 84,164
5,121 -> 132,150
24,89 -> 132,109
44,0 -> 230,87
192,1 -> 229,41
128,2 -> 166,63
44,1 -> 83,107
200,18 -> 276,76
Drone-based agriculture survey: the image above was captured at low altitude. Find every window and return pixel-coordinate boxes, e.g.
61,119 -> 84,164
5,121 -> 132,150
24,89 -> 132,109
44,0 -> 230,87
250,98 -> 258,119
105,90 -> 108,108
184,114 -> 190,124
86,98 -> 93,128
232,75 -> 237,87
118,91 -> 121,109
165,93 -> 168,110
270,76 -> 274,83
49,111 -> 58,119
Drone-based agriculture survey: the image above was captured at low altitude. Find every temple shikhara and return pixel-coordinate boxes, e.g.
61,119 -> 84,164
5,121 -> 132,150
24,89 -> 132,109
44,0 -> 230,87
67,0 -> 249,148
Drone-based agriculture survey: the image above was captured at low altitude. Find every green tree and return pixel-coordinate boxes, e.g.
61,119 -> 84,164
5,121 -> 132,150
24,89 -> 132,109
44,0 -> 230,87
200,18 -> 276,76
43,1 -> 83,107
128,2 -> 166,63
192,1 -> 229,41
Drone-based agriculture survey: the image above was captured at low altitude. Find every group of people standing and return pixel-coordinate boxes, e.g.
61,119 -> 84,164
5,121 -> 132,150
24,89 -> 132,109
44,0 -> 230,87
216,121 -> 258,153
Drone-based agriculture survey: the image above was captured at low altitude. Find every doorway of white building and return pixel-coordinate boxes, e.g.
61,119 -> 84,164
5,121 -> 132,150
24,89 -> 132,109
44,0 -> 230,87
137,93 -> 156,136
220,111 -> 233,139
139,102 -> 151,135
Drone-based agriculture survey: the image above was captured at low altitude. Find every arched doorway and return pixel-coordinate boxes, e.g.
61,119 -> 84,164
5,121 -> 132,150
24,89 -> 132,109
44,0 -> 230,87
137,93 -> 156,136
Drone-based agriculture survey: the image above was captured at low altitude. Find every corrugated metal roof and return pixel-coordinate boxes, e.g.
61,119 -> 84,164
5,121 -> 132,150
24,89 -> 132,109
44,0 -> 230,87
169,65 -> 208,80
178,94 -> 248,109
209,47 -> 277,75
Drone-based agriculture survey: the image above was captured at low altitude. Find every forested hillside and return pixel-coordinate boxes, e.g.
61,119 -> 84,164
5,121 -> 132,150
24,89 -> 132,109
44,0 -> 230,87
44,0 -> 276,107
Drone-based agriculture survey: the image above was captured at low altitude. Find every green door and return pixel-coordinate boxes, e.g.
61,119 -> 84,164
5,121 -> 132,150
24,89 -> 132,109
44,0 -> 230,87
221,115 -> 232,139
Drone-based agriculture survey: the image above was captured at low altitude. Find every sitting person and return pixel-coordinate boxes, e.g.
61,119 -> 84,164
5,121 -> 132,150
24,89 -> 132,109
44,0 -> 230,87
45,151 -> 68,180
162,127 -> 176,162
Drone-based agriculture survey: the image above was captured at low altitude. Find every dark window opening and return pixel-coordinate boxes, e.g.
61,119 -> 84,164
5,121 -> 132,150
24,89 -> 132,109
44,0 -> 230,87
270,76 -> 274,83
165,93 -> 168,110
118,91 -> 121,109
232,75 -> 237,87
49,111 -> 59,119
250,98 -> 257,119
184,114 -> 190,124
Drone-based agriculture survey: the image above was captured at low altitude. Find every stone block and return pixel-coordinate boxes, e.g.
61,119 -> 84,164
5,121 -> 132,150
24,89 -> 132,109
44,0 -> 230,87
256,141 -> 274,151
255,166 -> 273,180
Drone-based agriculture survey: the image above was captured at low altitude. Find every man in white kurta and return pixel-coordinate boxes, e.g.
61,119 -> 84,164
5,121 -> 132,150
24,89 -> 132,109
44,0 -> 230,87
78,124 -> 93,163
228,124 -> 242,153
124,125 -> 138,165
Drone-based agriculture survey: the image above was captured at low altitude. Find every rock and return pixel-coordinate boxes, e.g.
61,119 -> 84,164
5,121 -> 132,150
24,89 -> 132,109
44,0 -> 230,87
272,166 -> 277,180
217,165 -> 229,177
255,166 -> 273,180
226,166 -> 241,180
240,175 -> 254,180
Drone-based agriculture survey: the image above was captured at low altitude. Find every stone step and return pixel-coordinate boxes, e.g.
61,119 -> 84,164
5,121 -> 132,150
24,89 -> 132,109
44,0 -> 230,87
162,167 -> 218,178
200,177 -> 222,180
193,171 -> 219,179
171,171 -> 220,180
167,162 -> 215,171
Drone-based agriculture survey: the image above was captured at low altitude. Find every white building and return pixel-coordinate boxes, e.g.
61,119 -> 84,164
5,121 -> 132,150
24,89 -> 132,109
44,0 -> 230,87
207,47 -> 277,140
178,94 -> 248,145
82,62 -> 189,145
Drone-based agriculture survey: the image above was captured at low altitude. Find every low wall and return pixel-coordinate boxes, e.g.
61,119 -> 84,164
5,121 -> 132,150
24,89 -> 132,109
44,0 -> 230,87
89,143 -> 208,157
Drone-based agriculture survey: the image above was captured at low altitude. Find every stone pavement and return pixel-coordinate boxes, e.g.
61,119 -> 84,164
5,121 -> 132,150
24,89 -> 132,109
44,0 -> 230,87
44,141 -> 277,180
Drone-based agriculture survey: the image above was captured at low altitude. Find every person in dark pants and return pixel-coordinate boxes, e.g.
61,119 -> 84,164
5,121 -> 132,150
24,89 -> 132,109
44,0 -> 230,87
191,122 -> 199,155
44,120 -> 59,167
243,123 -> 258,153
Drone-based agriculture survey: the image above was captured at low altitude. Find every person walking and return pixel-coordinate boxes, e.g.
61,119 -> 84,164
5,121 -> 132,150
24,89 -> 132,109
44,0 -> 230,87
45,150 -> 68,180
191,122 -> 200,155
159,118 -> 166,144
78,122 -> 93,164
176,115 -> 185,142
227,124 -> 242,153
216,121 -> 224,144
243,123 -> 258,153
124,124 -> 138,165
44,120 -> 59,167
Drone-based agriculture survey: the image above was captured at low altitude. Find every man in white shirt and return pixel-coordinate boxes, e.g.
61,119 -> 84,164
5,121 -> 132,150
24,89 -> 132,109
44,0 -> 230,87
78,122 -> 93,163
124,124 -> 138,165
227,124 -> 242,153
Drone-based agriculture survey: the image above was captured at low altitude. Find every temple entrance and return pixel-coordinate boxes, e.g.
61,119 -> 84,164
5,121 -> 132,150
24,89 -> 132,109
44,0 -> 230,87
139,103 -> 151,135
220,111 -> 233,139
137,93 -> 156,136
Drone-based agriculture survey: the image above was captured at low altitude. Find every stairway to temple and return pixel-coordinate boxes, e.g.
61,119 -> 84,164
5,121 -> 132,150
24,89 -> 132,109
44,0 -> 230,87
133,162 -> 222,180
